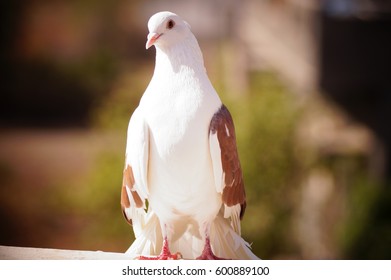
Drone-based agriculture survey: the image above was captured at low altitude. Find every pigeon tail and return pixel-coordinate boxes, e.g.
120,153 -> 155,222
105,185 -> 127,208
125,210 -> 259,260
125,211 -> 163,258
209,213 -> 260,260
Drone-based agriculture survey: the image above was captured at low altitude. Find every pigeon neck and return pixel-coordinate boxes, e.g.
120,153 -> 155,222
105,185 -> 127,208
154,35 -> 206,76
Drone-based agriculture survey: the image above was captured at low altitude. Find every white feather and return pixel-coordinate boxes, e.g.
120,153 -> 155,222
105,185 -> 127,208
224,204 -> 242,235
209,132 -> 225,193
225,124 -> 230,137
125,107 -> 149,200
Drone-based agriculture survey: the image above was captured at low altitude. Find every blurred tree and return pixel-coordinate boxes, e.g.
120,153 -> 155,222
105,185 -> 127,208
0,0 -> 147,128
225,71 -> 301,259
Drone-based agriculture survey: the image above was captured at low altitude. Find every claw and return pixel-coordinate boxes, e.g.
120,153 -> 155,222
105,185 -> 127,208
196,237 -> 229,260
138,252 -> 182,260
137,237 -> 182,260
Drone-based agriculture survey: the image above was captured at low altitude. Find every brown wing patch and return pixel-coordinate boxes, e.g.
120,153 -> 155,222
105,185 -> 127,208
123,164 -> 134,188
209,105 -> 246,219
121,185 -> 131,208
121,164 -> 143,224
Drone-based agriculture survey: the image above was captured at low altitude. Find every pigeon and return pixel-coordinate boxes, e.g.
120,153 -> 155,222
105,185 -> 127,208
121,11 -> 259,260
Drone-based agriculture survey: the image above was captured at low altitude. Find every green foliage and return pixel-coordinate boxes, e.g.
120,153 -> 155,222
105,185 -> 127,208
79,152 -> 132,251
340,177 -> 391,259
91,67 -> 152,130
223,71 -> 301,258
53,151 -> 132,252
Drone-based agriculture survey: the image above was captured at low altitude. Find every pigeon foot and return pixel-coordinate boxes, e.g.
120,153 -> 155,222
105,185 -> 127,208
137,237 -> 182,260
196,237 -> 229,260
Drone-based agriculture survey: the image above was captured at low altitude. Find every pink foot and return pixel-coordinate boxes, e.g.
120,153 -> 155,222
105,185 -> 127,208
138,252 -> 182,260
137,237 -> 182,260
196,237 -> 229,260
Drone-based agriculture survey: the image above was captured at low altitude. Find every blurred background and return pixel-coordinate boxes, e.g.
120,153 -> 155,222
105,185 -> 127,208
1,0 -> 391,259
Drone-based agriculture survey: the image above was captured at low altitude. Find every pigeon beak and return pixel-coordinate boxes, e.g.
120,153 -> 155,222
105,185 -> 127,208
146,32 -> 162,49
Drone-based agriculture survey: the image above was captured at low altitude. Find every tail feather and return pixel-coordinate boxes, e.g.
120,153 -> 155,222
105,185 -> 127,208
210,214 -> 259,259
125,211 -> 163,258
125,211 -> 259,260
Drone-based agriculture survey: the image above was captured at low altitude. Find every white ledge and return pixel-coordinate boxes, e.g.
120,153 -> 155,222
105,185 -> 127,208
0,245 -> 133,260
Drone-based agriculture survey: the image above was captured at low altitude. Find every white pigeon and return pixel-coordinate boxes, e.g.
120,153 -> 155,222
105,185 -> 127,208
121,11 -> 259,260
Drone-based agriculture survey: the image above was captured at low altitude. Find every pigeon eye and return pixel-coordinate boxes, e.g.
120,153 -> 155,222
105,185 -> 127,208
167,19 -> 175,30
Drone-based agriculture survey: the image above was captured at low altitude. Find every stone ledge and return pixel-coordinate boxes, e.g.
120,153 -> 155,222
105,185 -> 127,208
0,245 -> 133,260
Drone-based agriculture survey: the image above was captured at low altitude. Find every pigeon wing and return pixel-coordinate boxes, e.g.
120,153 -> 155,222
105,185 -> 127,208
209,105 -> 246,235
121,108 -> 149,236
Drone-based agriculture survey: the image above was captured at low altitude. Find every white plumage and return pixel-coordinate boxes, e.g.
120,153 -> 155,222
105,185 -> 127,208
121,11 -> 258,260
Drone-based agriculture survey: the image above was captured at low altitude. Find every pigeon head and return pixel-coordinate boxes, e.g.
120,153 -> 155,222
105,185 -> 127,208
146,11 -> 192,50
